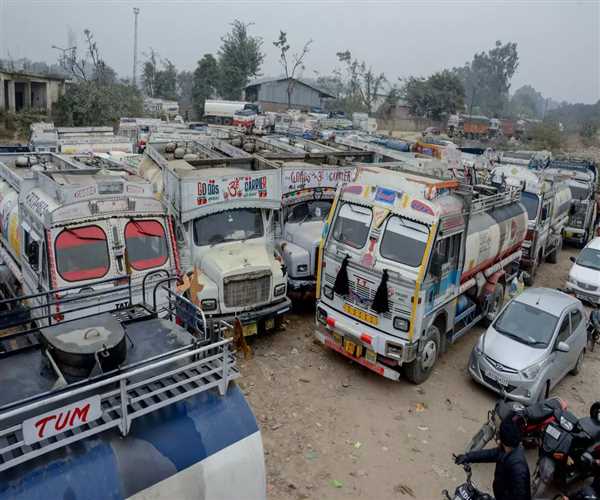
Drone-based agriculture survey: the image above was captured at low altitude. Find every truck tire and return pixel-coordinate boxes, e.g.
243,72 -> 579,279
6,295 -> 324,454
546,238 -> 561,264
524,254 -> 540,286
483,283 -> 504,326
403,325 -> 440,385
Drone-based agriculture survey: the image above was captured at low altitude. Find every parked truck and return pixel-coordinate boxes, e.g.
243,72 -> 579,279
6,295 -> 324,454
278,162 -> 356,298
315,165 -> 527,384
141,141 -> 291,336
0,277 -> 266,500
491,164 -> 572,284
545,158 -> 598,247
0,153 -> 179,324
204,100 -> 260,126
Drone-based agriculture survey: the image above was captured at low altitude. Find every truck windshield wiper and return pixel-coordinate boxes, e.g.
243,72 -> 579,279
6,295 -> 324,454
63,228 -> 105,241
131,220 -> 161,238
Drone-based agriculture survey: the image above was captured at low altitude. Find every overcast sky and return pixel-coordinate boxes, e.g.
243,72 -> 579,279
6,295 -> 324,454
1,0 -> 598,104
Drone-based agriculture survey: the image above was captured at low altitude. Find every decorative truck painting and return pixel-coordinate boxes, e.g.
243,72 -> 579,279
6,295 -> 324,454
315,165 -> 527,384
0,153 -> 178,328
279,162 -> 357,298
141,142 -> 290,336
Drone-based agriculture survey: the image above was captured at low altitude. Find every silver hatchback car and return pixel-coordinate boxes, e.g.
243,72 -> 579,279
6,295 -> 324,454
469,288 -> 587,404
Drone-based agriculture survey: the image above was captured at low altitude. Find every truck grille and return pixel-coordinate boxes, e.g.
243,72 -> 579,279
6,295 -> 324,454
223,272 -> 271,308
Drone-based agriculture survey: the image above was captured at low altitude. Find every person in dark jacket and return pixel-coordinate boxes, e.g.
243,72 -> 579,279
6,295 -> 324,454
454,418 -> 531,500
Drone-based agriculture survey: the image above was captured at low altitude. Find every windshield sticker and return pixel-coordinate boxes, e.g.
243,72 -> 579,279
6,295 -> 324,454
411,199 -> 434,216
197,175 -> 269,206
374,187 -> 398,205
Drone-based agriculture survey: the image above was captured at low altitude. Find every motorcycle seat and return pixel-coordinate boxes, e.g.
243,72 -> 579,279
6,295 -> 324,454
578,417 -> 600,441
527,398 -> 562,422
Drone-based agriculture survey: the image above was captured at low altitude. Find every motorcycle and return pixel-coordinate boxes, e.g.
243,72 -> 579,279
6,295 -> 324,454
466,397 -> 569,452
443,463 -> 493,500
532,406 -> 600,497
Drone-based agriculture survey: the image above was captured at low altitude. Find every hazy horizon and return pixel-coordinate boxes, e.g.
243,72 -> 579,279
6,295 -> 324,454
1,0 -> 598,104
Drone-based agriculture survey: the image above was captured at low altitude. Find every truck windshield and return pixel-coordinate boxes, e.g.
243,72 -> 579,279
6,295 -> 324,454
575,248 -> 600,271
193,208 -> 264,246
380,216 -> 429,267
332,203 -> 372,249
520,192 -> 539,220
493,300 -> 558,348
55,225 -> 110,282
287,200 -> 332,223
125,220 -> 168,270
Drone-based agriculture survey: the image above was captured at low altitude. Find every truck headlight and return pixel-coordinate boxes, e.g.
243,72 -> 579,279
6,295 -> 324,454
323,285 -> 334,300
297,264 -> 308,273
393,317 -> 410,332
274,284 -> 286,297
201,299 -> 217,311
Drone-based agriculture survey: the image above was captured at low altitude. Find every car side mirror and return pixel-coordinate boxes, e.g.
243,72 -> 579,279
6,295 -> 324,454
556,341 -> 570,353
570,256 -> 577,263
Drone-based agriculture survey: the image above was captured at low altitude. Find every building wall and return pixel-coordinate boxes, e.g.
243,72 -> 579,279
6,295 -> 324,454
0,71 -> 65,112
255,81 -> 322,109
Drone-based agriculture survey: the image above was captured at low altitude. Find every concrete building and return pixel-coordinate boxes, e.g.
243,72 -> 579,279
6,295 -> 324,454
143,97 -> 180,118
0,70 -> 66,113
245,77 -> 334,112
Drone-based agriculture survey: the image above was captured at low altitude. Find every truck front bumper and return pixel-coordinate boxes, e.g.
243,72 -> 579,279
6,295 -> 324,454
212,297 -> 291,327
563,227 -> 587,243
287,276 -> 316,300
314,302 -> 418,381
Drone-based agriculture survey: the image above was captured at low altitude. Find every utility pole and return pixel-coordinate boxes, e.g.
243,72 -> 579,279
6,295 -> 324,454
132,7 -> 140,87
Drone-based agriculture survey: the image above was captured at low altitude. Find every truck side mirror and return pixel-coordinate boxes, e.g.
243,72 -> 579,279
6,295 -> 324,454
570,256 -> 576,263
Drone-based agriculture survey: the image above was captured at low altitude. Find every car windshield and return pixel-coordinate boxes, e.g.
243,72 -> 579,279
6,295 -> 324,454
193,208 -> 263,246
493,300 -> 559,348
287,200 -> 332,223
380,216 -> 429,267
576,248 -> 600,271
332,203 -> 372,249
520,192 -> 540,221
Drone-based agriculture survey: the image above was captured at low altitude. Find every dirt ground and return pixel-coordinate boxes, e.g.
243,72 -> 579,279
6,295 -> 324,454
239,245 -> 600,500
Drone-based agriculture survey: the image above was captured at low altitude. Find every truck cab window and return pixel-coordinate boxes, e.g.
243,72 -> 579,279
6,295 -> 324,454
332,203 -> 372,249
193,208 -> 264,246
125,220 -> 168,271
24,231 -> 40,271
55,226 -> 110,282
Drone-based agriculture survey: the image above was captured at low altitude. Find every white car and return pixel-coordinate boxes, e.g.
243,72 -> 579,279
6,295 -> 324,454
567,237 -> 600,304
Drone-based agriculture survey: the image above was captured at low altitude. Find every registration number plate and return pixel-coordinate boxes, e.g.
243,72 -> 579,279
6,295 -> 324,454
484,369 -> 509,387
546,425 -> 561,440
334,334 -> 376,363
343,304 -> 379,326
242,322 -> 257,337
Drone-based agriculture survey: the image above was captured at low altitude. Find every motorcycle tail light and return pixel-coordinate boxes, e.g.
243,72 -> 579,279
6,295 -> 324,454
553,452 -> 565,461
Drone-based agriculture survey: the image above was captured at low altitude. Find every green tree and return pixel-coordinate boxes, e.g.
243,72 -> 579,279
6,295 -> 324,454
336,50 -> 386,114
273,31 -> 313,109
177,70 -> 194,120
217,20 -> 264,100
192,54 -> 219,118
454,41 -> 519,116
142,50 -> 177,100
402,70 -> 465,120
510,85 -> 545,119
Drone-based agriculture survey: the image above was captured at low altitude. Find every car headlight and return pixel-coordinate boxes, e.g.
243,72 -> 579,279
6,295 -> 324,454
522,362 -> 542,380
201,298 -> 217,311
323,285 -> 334,300
297,264 -> 308,273
393,317 -> 410,332
274,284 -> 286,297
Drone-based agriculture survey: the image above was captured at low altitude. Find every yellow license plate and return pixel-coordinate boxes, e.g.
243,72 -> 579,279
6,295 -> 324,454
333,332 -> 342,345
265,318 -> 275,330
343,304 -> 379,326
344,339 -> 356,355
242,322 -> 258,337
564,231 -> 573,238
365,349 -> 377,363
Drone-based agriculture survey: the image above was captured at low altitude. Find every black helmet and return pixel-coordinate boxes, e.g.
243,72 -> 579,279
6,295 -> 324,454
590,401 -> 600,422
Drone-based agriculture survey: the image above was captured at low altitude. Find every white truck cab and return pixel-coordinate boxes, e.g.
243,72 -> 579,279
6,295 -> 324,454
143,142 -> 290,335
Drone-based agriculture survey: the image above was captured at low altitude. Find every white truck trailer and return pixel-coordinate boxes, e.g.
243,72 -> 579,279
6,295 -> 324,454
0,153 -> 179,326
315,165 -> 527,384
141,141 -> 291,335
204,100 -> 260,126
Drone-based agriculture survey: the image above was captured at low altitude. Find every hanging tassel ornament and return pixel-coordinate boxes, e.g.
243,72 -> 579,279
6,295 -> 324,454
334,254 -> 351,296
372,269 -> 390,314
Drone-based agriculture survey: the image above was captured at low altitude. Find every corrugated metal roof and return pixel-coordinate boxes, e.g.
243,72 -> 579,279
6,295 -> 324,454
245,77 -> 335,98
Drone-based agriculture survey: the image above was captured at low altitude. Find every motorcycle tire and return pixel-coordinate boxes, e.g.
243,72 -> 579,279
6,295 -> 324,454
465,423 -> 495,453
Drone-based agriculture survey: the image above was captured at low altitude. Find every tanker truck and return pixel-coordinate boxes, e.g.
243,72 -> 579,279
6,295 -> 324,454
204,100 -> 260,126
0,276 -> 266,500
0,153 -> 179,325
490,164 -> 572,284
314,165 -> 527,384
278,162 -> 357,298
139,141 -> 291,336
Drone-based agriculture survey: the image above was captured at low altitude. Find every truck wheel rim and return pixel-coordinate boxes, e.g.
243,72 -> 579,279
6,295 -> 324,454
422,340 -> 437,371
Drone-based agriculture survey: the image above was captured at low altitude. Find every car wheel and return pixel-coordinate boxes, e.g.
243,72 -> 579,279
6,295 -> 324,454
570,350 -> 584,376
404,325 -> 440,385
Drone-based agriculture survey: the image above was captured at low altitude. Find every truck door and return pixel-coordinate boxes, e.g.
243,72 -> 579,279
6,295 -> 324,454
425,233 -> 461,312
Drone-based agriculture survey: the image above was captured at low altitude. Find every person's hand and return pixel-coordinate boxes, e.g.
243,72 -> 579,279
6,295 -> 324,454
454,454 -> 468,465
